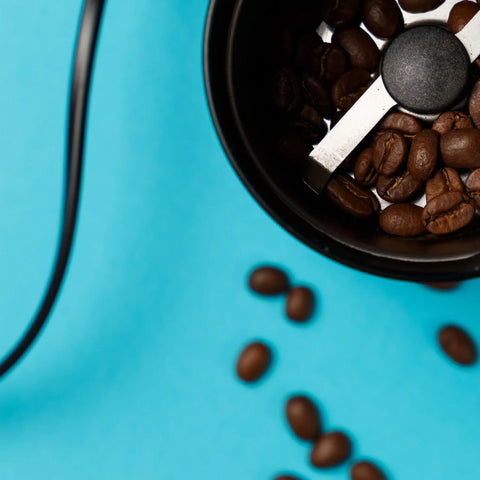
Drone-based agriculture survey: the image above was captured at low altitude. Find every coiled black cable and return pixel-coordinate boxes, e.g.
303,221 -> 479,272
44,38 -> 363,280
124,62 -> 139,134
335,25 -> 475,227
0,0 -> 106,379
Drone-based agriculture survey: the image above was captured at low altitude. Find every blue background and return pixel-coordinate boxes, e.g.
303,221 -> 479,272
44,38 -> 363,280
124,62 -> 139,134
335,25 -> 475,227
0,1 -> 479,479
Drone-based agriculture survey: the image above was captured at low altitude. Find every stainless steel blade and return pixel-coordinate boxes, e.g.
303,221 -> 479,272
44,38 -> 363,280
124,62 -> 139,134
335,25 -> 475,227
456,10 -> 480,62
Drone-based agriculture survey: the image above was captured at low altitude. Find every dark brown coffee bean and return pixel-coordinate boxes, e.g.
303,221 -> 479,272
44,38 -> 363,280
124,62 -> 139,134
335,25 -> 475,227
310,432 -> 352,468
468,79 -> 480,128
350,461 -> 386,480
438,325 -> 477,365
330,110 -> 346,128
277,133 -> 313,166
440,128 -> 480,169
465,168 -> 480,206
332,27 -> 380,71
424,282 -> 460,290
378,112 -> 423,135
272,67 -> 302,113
432,111 -> 473,134
379,204 -> 426,236
399,0 -> 444,12
362,0 -> 404,39
294,32 -> 324,68
447,1 -> 480,33
308,44 -> 348,84
248,266 -> 289,295
321,0 -> 360,28
301,74 -> 335,119
407,129 -> 438,181
288,105 -> 327,143
236,342 -> 271,382
354,147 -> 378,186
285,395 -> 320,440
327,175 -> 380,218
425,168 -> 464,202
373,131 -> 408,175
286,287 -> 314,322
423,191 -> 475,234
377,171 -> 423,203
331,69 -> 372,111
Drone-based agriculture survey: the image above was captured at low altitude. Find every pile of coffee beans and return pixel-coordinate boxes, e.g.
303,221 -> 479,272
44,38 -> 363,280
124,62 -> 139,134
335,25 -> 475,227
272,0 -> 480,237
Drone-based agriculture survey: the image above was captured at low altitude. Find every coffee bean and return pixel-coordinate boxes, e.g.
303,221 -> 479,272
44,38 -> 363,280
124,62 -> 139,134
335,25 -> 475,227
294,32 -> 324,68
423,191 -> 475,234
310,432 -> 352,468
308,44 -> 348,84
440,128 -> 480,169
424,282 -> 460,290
288,105 -> 328,143
432,111 -> 473,134
332,27 -> 380,71
465,168 -> 480,206
285,395 -> 321,440
285,287 -> 315,322
350,461 -> 386,480
331,69 -> 372,111
373,131 -> 408,175
301,74 -> 335,119
321,0 -> 360,28
425,168 -> 464,202
236,342 -> 272,382
378,112 -> 422,135
272,67 -> 302,113
248,266 -> 289,295
399,0 -> 444,12
277,133 -> 313,166
438,325 -> 477,365
379,204 -> 427,236
362,0 -> 404,39
447,0 -> 480,33
327,174 -> 380,218
407,129 -> 438,181
330,110 -> 347,128
468,79 -> 480,128
377,170 -> 423,203
354,147 -> 379,186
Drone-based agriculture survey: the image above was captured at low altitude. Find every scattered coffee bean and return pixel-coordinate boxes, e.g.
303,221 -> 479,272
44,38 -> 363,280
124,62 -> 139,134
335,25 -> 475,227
236,342 -> 272,382
378,112 -> 423,135
308,44 -> 348,84
285,395 -> 321,440
425,168 -> 464,202
294,32 -> 324,68
407,129 -> 438,181
350,461 -> 386,480
465,168 -> 480,207
432,111 -> 473,134
440,128 -> 480,169
272,67 -> 302,114
373,131 -> 408,175
438,325 -> 477,365
332,27 -> 380,71
248,266 -> 289,295
447,0 -> 480,33
277,133 -> 313,166
301,74 -> 335,119
424,282 -> 460,290
377,170 -> 423,203
380,204 -> 427,236
423,191 -> 475,234
326,175 -> 380,218
354,147 -> 378,186
288,105 -> 327,143
310,431 -> 352,468
321,0 -> 360,28
399,0 -> 444,12
468,79 -> 480,128
331,69 -> 372,111
361,0 -> 404,39
286,287 -> 315,322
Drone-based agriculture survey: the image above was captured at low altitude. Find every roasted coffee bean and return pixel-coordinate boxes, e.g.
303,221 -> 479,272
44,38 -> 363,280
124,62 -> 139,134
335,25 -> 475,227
354,147 -> 378,186
362,0 -> 404,39
424,282 -> 460,290
379,204 -> 426,236
423,191 -> 475,234
425,168 -> 464,202
465,168 -> 480,206
378,112 -> 422,135
373,131 -> 408,175
285,395 -> 320,440
440,128 -> 480,168
432,111 -> 473,134
272,67 -> 302,113
326,175 -> 380,218
331,69 -> 372,111
350,461 -> 386,480
377,171 -> 423,203
407,129 -> 438,181
248,266 -> 289,295
468,79 -> 480,128
288,105 -> 327,143
301,74 -> 335,118
236,342 -> 271,382
447,0 -> 480,33
308,44 -> 348,84
330,110 -> 346,128
294,32 -> 324,68
438,325 -> 477,365
399,0 -> 444,12
332,27 -> 380,71
321,0 -> 360,28
286,287 -> 315,322
277,133 -> 313,166
310,432 -> 352,468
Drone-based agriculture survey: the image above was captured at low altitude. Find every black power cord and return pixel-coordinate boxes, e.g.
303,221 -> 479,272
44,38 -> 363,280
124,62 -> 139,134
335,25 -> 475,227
0,0 -> 106,379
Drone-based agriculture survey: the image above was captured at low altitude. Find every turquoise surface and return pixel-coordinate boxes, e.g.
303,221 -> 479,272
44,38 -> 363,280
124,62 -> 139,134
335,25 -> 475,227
0,1 -> 479,479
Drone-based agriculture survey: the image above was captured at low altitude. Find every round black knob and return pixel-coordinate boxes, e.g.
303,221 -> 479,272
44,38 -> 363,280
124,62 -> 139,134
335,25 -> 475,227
381,26 -> 470,114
